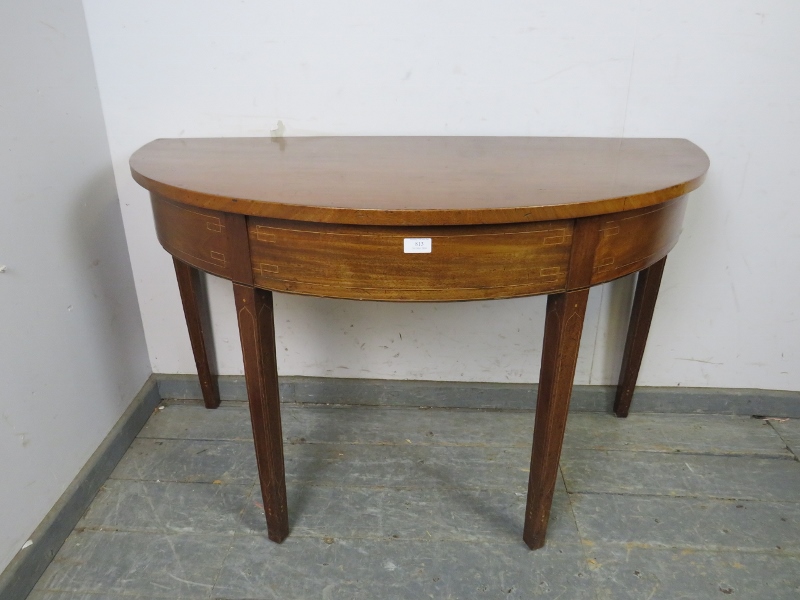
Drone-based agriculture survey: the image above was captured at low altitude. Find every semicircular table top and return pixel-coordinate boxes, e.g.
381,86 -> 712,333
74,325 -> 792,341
130,136 -> 709,226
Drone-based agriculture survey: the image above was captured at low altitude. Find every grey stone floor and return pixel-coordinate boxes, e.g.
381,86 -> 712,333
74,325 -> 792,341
28,400 -> 800,599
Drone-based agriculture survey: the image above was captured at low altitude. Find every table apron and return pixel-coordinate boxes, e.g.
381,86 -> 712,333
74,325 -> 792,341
151,192 -> 687,300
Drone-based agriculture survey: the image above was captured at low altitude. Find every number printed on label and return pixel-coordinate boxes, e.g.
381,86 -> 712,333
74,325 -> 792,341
403,238 -> 432,253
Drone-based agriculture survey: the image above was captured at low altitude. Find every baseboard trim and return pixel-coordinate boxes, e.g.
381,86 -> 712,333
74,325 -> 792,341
0,375 -> 162,600
156,374 -> 800,417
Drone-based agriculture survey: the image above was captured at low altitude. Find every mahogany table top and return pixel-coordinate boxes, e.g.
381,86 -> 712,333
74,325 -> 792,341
130,136 -> 709,226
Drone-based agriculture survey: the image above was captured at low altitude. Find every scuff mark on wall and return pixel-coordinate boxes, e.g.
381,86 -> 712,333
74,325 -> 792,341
270,120 -> 286,151
2,413 -> 30,447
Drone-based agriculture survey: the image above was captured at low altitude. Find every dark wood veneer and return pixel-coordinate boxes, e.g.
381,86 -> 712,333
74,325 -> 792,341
248,218 -> 573,301
132,136 -> 708,226
132,136 -> 709,551
591,196 -> 687,285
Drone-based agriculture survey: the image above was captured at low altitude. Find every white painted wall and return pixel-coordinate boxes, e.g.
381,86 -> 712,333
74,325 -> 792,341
0,0 -> 150,574
82,0 -> 800,391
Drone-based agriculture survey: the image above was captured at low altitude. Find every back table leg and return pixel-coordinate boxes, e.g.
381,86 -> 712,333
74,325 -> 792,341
523,288 -> 589,550
173,258 -> 220,409
614,256 -> 667,418
233,284 -> 289,543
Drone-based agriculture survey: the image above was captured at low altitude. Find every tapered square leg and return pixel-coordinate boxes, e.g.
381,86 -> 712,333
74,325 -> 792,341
614,256 -> 667,418
173,258 -> 220,409
233,284 -> 289,543
523,288 -> 589,550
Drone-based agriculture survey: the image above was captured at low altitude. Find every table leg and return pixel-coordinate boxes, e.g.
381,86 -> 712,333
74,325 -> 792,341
173,258 -> 220,409
233,284 -> 289,543
613,256 -> 667,418
523,288 -> 589,550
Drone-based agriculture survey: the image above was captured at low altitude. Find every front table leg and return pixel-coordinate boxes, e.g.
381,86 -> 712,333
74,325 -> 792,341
523,289 -> 589,549
233,284 -> 289,542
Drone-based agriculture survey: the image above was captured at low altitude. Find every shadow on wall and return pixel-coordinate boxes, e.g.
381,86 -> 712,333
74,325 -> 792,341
271,292 -> 550,383
67,165 -> 149,402
596,274 -> 637,384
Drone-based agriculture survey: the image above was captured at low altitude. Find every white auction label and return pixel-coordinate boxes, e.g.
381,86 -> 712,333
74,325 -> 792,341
403,238 -> 432,253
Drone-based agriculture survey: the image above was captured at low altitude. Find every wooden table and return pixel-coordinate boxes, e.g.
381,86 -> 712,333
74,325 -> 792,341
130,136 -> 709,549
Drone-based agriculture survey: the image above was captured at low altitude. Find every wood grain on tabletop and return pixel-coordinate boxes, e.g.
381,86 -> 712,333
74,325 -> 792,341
130,136 -> 709,226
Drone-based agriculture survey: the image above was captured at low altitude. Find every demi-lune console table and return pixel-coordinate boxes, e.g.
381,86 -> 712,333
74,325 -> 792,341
130,136 -> 709,550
